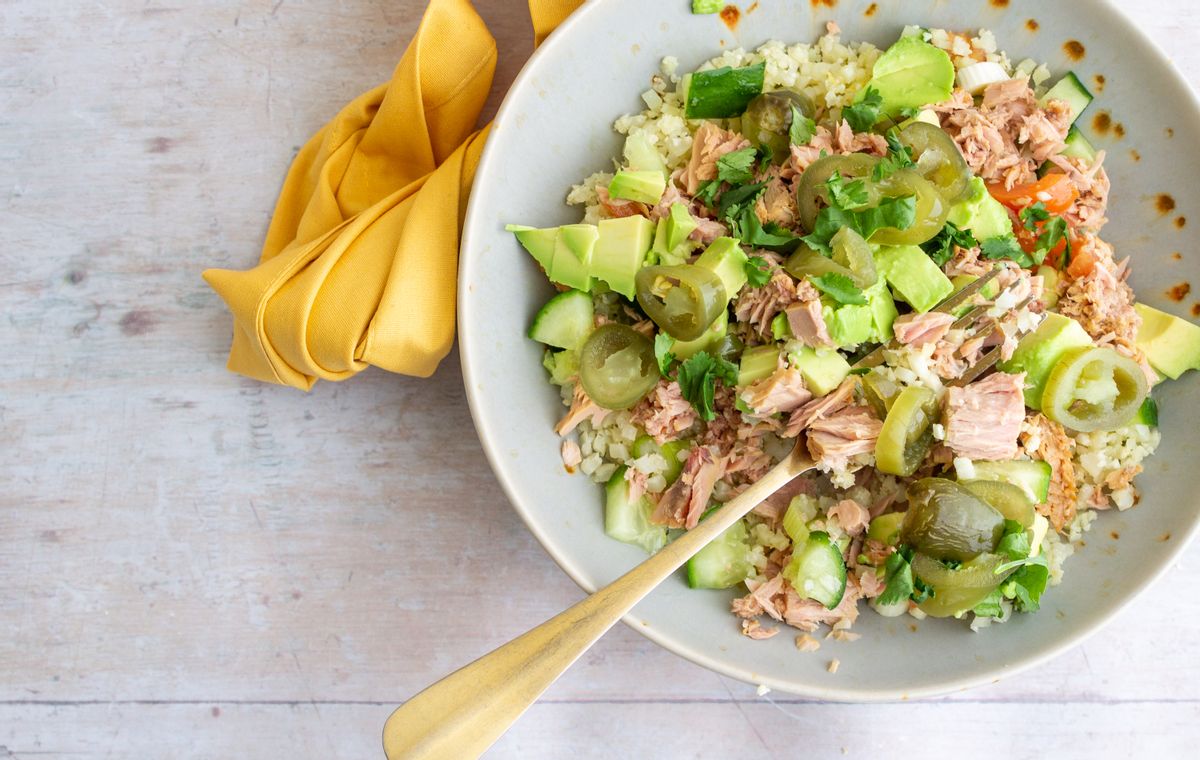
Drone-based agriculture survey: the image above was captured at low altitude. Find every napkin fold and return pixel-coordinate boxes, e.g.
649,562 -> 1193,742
204,0 -> 583,389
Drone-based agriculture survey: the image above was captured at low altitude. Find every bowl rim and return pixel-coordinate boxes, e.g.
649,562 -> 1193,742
458,0 -> 1200,700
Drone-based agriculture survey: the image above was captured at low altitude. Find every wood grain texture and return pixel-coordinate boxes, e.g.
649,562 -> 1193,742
1,1 -> 1199,758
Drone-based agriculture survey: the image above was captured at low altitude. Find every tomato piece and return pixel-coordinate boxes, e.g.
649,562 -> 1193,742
1065,243 -> 1097,278
987,173 -> 1079,214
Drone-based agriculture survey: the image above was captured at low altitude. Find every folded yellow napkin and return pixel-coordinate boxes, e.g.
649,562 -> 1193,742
203,0 -> 583,389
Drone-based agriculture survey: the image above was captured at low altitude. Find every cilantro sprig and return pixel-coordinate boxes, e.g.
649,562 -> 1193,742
789,106 -> 817,146
743,255 -> 772,288
872,129 -> 915,182
921,220 -> 978,267
809,272 -> 867,305
843,86 -> 883,133
677,351 -> 739,421
653,333 -> 676,377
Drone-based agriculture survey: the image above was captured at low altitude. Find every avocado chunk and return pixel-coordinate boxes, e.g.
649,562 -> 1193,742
652,202 -> 700,264
949,273 -> 1000,317
998,312 -> 1094,407
738,344 -> 781,387
874,244 -> 955,313
1134,303 -> 1200,379
506,224 -> 557,271
1036,265 -> 1060,309
866,279 -> 899,342
592,216 -> 654,299
790,346 -> 852,396
674,311 -> 729,360
862,36 -> 956,118
549,224 -> 598,292
695,237 -> 749,299
946,177 -> 1015,241
608,170 -> 666,205
823,302 -> 875,347
623,132 -> 669,178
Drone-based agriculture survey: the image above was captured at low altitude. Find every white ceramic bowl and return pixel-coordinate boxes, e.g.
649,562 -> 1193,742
459,0 -> 1200,699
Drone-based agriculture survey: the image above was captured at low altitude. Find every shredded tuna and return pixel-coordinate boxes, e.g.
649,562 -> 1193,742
624,466 -> 648,503
596,186 -> 649,219
893,311 -> 956,347
555,385 -> 610,436
734,267 -> 799,337
632,380 -> 697,444
943,245 -> 993,278
782,575 -> 862,632
741,366 -> 813,417
789,119 -> 887,172
853,567 -> 886,599
937,78 -> 1069,190
785,279 -> 833,348
741,619 -> 780,639
807,405 -> 883,472
943,371 -> 1027,460
681,122 -> 751,195
754,174 -> 797,227
754,476 -> 815,522
652,446 -> 725,529
828,499 -> 871,537
1058,236 -> 1141,346
689,216 -> 729,244
860,538 -> 895,567
1104,465 -> 1142,493
1050,152 -> 1111,231
795,634 -> 821,652
785,376 -> 858,437
1021,413 -> 1078,532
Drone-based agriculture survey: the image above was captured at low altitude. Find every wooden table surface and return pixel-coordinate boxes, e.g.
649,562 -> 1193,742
3,1 -> 1199,757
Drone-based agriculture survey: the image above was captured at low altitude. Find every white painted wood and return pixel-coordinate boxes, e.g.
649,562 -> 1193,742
1,0 -> 1199,757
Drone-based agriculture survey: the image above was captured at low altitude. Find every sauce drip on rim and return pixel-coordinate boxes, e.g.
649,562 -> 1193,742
1064,40 -> 1086,60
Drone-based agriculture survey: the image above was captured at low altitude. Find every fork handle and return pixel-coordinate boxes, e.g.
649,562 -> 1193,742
381,450 -> 813,759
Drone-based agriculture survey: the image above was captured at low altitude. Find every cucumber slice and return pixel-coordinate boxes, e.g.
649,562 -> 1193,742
528,290 -> 594,350
782,498 -> 812,545
782,531 -> 847,609
686,520 -> 753,589
631,436 -> 688,484
961,480 -> 1035,529
1061,126 -> 1097,162
605,467 -> 667,555
1129,397 -> 1158,427
960,460 -> 1053,504
1041,72 -> 1093,124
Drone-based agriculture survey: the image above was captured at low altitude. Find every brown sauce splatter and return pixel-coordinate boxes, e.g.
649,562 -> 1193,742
908,623 -> 918,632
864,2 -> 878,17
1130,149 -> 1141,162
1110,531 -> 1120,540
1176,216 -> 1187,229
1173,252 -> 1183,261
1167,127 -> 1175,138
1159,532 -> 1172,542
1156,194 -> 1177,214
990,0 -> 1010,7
1092,111 -> 1112,135
1026,19 -> 1039,32
719,5 -> 739,31
1114,123 -> 1126,139
746,1 -> 759,12
810,0 -> 837,8
1093,74 -> 1106,92
1168,282 -> 1191,302
1064,40 -> 1086,60
1193,304 -> 1200,317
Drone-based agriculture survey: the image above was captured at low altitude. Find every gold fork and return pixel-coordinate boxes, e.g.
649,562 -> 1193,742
382,265 -> 1030,759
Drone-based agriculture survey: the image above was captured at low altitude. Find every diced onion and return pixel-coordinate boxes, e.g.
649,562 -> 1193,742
956,62 -> 1010,95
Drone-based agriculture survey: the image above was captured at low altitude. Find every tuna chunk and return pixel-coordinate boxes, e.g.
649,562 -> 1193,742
555,385 -> 610,436
785,280 -> 833,348
1021,413 -> 1078,532
740,366 -> 813,417
680,122 -> 751,195
943,371 -> 1027,461
652,446 -> 725,529
632,380 -> 697,444
784,376 -> 858,438
806,405 -> 883,472
827,499 -> 871,537
734,268 -> 799,338
892,311 -> 956,347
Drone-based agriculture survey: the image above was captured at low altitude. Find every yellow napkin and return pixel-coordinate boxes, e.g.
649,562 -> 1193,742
203,0 -> 583,390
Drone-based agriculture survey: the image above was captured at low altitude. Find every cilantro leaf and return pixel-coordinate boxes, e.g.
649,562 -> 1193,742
843,86 -> 883,133
695,179 -> 721,208
809,272 -> 867,305
996,520 -> 1032,561
789,106 -> 817,146
1020,201 -> 1051,231
980,235 -> 1035,269
921,220 -> 979,267
802,195 -> 917,254
677,351 -> 739,421
1006,563 -> 1049,612
877,550 -> 915,607
737,209 -> 802,250
744,255 -> 773,287
1035,216 -> 1070,266
716,181 -> 766,222
716,147 -> 758,185
972,588 -> 1005,618
872,129 -> 915,182
654,333 -> 676,378
827,171 -> 871,210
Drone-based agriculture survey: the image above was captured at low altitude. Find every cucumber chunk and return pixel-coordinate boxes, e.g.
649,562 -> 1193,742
782,531 -> 847,609
1060,126 -> 1097,162
605,467 -> 667,554
528,290 -> 593,350
1040,72 -> 1093,124
1129,397 -> 1158,427
686,520 -> 753,589
960,460 -> 1052,504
